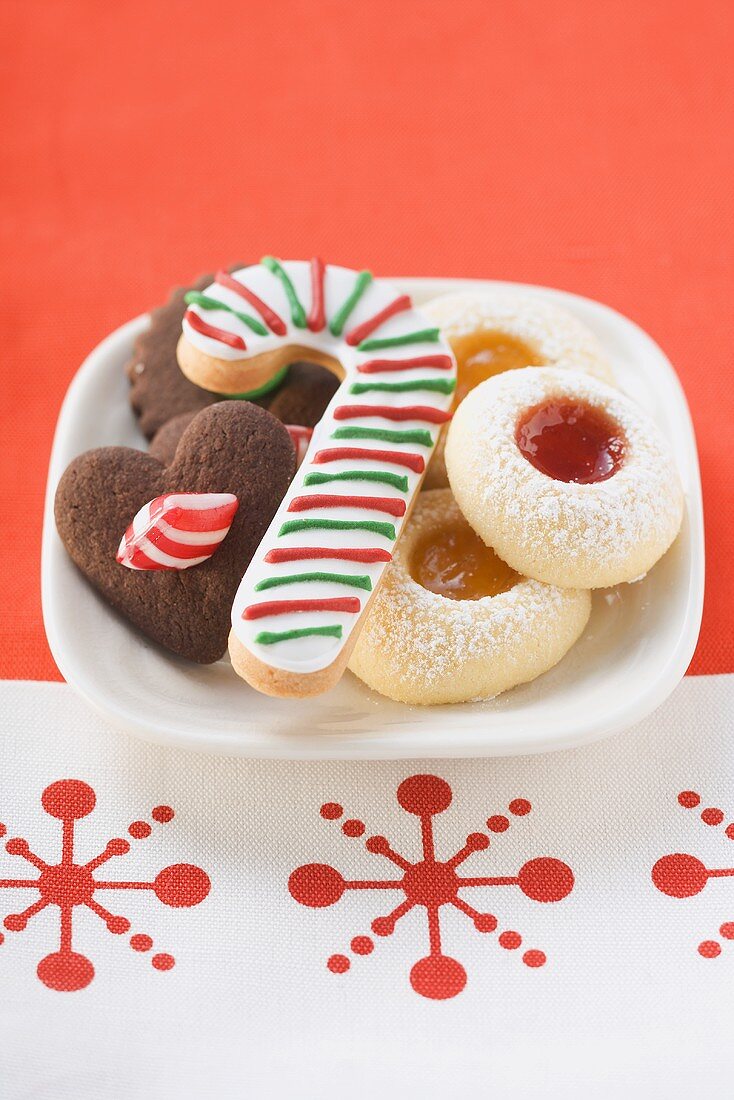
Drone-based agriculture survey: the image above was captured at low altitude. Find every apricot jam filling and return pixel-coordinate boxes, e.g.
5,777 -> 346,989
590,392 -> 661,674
410,518 -> 519,600
451,331 -> 544,409
515,399 -> 625,484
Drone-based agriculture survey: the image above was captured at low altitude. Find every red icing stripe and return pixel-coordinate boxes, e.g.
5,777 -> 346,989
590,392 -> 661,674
184,309 -> 246,351
307,256 -> 326,332
243,597 -> 361,620
312,447 -> 425,472
214,270 -> 287,335
264,547 -> 393,564
357,355 -> 453,374
333,404 -> 451,424
345,295 -> 412,347
288,494 -> 406,517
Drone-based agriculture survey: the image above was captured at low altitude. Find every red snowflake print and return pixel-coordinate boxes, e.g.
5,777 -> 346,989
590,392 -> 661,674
289,774 -> 574,1000
653,789 -> 734,958
0,779 -> 211,991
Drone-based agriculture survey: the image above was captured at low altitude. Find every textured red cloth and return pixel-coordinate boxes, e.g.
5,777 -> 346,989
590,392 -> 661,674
1,0 -> 731,681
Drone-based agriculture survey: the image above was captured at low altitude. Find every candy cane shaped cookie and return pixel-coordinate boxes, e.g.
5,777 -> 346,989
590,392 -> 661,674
177,259 -> 456,696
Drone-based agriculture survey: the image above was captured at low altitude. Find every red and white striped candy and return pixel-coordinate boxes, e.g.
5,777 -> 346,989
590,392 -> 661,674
116,493 -> 239,572
285,425 -> 313,467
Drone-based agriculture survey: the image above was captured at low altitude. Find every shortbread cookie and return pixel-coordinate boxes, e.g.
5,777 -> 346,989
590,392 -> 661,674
55,402 -> 295,662
127,275 -> 339,439
421,290 -> 614,487
176,258 -> 457,697
446,367 -> 684,588
348,490 -> 591,705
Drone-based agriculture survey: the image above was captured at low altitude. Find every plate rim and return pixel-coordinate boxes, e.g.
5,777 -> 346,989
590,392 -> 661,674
41,277 -> 705,759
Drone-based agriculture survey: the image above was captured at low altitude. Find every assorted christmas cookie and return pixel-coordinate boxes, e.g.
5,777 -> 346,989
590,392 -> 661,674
150,410 -> 313,470
446,367 -> 684,589
348,490 -> 591,705
55,402 -> 296,663
420,290 -> 614,487
263,362 -> 339,430
126,273 -> 339,439
176,258 -> 457,697
56,254 -> 688,709
127,276 -> 219,438
148,410 -> 199,466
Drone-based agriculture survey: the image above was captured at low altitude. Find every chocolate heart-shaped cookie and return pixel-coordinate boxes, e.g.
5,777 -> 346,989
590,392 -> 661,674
55,402 -> 295,663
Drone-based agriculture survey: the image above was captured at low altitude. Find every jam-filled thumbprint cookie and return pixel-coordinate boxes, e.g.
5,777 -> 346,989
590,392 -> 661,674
446,367 -> 684,589
348,490 -> 591,705
420,291 -> 614,488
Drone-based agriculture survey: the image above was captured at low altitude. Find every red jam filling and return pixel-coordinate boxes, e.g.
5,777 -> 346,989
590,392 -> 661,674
515,399 -> 625,484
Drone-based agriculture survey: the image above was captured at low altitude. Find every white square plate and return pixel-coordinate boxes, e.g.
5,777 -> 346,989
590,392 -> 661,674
42,279 -> 704,759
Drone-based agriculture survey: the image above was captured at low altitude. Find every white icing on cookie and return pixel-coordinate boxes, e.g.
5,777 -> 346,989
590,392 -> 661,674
179,260 -> 457,675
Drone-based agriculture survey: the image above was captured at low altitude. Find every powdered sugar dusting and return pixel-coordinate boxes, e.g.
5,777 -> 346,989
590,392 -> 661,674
423,290 -> 614,383
447,367 -> 684,587
362,566 -> 569,685
350,491 -> 590,697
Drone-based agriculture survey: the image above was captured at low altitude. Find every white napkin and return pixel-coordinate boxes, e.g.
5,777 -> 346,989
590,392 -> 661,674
0,676 -> 732,1098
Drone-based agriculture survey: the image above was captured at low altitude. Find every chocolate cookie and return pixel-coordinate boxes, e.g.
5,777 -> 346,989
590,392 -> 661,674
148,411 -> 197,466
127,276 -> 218,439
55,402 -> 296,663
127,274 -> 339,439
264,361 -> 339,428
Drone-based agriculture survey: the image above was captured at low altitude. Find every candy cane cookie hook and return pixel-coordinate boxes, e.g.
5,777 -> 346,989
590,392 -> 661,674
177,259 -> 456,697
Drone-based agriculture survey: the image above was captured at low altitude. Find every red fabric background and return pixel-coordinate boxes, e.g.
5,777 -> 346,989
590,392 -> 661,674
1,0 -> 731,681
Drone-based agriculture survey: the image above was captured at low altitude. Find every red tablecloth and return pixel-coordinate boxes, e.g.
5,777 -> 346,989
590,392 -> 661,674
1,0 -> 731,683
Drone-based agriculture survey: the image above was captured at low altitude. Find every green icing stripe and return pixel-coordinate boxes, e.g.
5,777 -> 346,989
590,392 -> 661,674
255,625 -> 343,645
304,470 -> 409,492
261,256 -> 307,328
329,270 -> 373,336
332,426 -> 434,448
350,377 -> 456,395
279,518 -> 396,540
357,328 -> 441,352
225,363 -> 291,400
255,572 -> 372,592
184,291 -> 268,336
